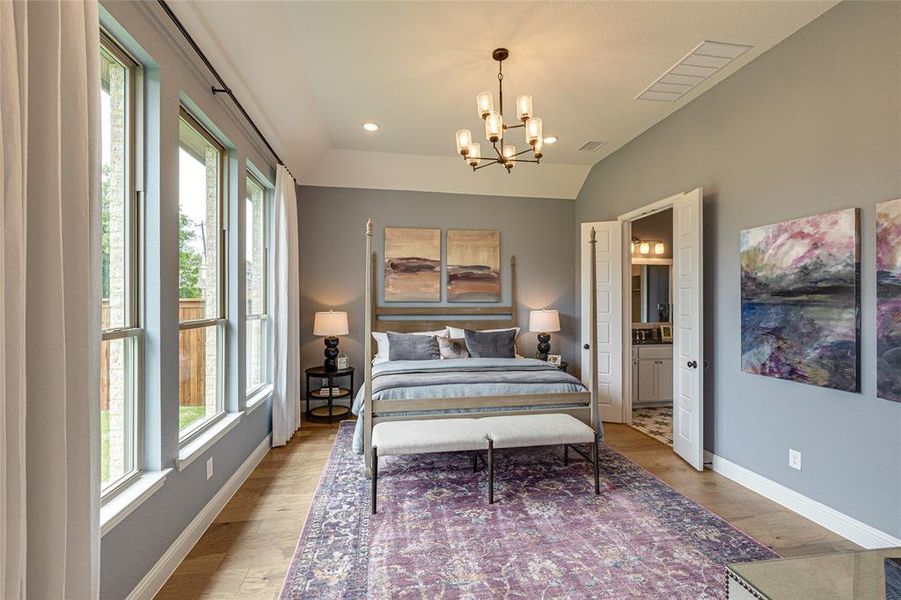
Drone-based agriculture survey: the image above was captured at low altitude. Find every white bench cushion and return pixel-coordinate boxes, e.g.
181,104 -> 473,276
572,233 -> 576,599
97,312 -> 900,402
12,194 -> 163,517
372,419 -> 489,456
481,414 -> 595,449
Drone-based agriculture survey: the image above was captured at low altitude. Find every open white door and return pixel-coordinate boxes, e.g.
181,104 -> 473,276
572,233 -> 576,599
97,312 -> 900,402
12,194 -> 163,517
581,222 -> 624,423
672,188 -> 704,470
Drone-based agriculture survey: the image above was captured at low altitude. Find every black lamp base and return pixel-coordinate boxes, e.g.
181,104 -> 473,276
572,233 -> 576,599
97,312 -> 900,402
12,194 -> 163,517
323,336 -> 339,372
537,332 -> 551,361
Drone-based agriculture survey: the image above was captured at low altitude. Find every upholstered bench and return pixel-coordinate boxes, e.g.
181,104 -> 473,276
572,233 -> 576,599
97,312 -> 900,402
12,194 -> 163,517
371,414 -> 600,513
371,419 -> 490,513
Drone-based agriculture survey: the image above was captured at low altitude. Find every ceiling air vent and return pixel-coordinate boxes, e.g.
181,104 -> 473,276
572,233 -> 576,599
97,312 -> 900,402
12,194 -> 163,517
636,40 -> 753,103
577,140 -> 607,152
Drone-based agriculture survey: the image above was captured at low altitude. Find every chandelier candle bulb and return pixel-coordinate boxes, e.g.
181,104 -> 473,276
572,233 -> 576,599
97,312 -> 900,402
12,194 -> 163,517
503,144 -> 516,167
533,136 -> 543,159
455,129 -> 472,156
476,91 -> 494,119
516,94 -> 533,121
526,117 -> 542,144
485,111 -> 503,143
467,142 -> 481,166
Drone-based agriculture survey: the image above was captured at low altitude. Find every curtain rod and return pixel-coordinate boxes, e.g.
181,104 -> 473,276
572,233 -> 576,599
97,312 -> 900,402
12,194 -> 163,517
156,0 -> 297,184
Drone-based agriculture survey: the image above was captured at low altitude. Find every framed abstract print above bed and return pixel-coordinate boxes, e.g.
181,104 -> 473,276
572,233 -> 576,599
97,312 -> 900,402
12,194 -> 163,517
876,198 -> 901,403
447,229 -> 501,302
740,208 -> 860,393
384,227 -> 440,302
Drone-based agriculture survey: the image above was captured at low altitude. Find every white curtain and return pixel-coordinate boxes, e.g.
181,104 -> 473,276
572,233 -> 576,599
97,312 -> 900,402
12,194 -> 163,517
272,165 -> 301,446
1,1 -> 101,598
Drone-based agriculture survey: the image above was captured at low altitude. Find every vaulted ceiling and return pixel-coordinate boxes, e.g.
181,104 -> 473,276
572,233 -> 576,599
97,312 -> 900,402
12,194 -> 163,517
170,1 -> 837,199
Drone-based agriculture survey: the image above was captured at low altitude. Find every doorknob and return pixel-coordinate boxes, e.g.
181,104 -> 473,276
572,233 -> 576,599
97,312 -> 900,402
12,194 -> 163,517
687,360 -> 697,369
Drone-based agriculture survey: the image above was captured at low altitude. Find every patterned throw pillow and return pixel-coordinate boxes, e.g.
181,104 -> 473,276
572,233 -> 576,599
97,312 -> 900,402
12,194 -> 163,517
463,328 -> 517,359
438,336 -> 470,359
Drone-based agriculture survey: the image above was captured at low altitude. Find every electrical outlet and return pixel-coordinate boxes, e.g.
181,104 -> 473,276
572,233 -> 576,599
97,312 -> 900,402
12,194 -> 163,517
788,449 -> 802,471
206,457 -> 214,480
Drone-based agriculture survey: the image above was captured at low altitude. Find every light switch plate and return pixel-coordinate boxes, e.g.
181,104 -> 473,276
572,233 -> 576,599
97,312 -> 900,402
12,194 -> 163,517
206,457 -> 214,480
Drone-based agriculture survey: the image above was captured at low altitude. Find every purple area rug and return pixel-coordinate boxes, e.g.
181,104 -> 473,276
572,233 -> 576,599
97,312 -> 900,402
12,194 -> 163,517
280,422 -> 777,599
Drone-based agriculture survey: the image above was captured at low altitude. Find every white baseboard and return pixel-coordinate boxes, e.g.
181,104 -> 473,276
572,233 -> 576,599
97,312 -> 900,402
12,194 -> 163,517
704,450 -> 901,549
127,434 -> 272,600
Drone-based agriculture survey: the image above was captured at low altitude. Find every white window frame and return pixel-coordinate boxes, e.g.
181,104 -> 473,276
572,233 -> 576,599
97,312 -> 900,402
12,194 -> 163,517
177,108 -> 228,444
100,31 -> 144,501
245,172 -> 270,397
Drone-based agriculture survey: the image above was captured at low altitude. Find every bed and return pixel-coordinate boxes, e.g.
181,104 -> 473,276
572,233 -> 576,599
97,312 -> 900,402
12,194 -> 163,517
359,220 -> 602,475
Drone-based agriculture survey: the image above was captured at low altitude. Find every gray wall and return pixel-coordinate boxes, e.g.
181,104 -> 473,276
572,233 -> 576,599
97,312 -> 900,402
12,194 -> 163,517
99,3 -> 275,598
298,186 -> 577,388
575,1 -> 900,538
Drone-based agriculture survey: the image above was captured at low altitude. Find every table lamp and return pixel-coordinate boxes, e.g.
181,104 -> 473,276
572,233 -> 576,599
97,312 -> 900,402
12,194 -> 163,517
529,309 -> 561,361
313,310 -> 349,372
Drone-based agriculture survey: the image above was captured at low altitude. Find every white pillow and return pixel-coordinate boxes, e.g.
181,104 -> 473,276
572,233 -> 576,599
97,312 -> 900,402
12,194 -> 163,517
372,328 -> 447,364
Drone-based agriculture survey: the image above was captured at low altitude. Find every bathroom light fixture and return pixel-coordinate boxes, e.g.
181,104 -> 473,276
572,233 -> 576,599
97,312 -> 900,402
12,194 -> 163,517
632,237 -> 665,256
362,122 -> 380,132
455,48 -> 548,174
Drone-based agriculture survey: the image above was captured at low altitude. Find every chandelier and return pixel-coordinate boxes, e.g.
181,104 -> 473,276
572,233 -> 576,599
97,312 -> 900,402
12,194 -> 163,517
455,48 -> 545,174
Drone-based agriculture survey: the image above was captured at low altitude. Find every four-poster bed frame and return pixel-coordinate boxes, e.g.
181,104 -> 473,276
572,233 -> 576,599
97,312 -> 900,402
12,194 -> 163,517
362,219 -> 600,476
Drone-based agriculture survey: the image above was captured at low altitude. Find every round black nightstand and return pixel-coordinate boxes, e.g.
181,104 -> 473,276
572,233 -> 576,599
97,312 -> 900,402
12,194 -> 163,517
305,366 -> 354,422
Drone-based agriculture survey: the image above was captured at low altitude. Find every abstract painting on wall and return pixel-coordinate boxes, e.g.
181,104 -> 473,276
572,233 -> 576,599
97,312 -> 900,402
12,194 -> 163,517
384,227 -> 440,302
877,198 -> 901,402
740,208 -> 860,392
447,229 -> 501,302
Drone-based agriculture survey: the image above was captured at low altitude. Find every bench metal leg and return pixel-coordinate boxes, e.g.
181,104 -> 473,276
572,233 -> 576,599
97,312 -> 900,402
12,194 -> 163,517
566,443 -> 594,464
371,446 -> 378,514
487,440 -> 494,504
593,440 -> 600,495
563,444 -> 569,466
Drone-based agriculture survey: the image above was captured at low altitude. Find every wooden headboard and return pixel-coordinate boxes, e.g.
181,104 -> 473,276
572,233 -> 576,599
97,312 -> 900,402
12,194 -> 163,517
369,252 -> 518,334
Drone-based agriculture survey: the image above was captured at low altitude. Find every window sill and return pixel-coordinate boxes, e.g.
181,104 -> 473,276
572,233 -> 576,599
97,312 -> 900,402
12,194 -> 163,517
246,384 -> 273,415
177,412 -> 242,471
100,468 -> 172,537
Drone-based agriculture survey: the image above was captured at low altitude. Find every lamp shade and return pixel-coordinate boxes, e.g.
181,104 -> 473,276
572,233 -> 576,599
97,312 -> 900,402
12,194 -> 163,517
529,309 -> 560,333
313,311 -> 349,336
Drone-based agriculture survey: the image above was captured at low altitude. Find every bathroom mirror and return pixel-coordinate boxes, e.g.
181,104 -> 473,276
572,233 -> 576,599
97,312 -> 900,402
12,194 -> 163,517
631,262 -> 672,323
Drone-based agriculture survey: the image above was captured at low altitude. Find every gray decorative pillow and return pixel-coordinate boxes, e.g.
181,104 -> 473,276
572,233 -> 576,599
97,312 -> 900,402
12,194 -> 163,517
463,328 -> 516,359
387,332 -> 440,361
438,336 -> 470,359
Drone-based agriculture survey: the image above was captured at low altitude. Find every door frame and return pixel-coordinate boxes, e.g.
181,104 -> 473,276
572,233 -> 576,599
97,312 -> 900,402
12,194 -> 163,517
617,193 -> 683,426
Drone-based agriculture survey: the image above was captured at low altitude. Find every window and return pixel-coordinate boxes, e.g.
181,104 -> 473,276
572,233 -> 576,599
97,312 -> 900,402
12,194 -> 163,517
178,109 -> 227,440
100,34 -> 141,496
245,173 -> 269,395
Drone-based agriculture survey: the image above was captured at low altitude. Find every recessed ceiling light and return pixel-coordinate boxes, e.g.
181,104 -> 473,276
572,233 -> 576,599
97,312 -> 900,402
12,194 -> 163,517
362,122 -> 380,132
543,135 -> 558,144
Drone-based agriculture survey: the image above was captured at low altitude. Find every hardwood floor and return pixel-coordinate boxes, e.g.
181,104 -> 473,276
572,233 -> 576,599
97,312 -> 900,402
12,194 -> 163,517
155,420 -> 858,599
